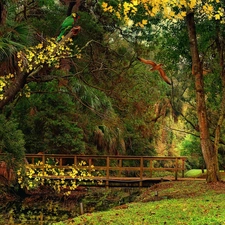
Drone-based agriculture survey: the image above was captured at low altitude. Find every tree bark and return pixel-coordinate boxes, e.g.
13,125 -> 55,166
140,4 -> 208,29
214,27 -> 225,174
0,1 -> 7,25
186,12 -> 220,182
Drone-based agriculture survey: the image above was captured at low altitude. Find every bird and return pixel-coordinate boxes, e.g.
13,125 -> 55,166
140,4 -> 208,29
56,13 -> 80,42
138,57 -> 171,85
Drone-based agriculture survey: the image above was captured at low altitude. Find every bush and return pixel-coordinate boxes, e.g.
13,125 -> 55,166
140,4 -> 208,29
0,114 -> 25,169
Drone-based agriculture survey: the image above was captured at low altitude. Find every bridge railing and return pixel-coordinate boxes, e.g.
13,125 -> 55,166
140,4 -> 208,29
25,154 -> 187,184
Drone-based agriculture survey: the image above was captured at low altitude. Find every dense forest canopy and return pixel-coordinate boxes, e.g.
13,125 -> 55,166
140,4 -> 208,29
101,0 -> 225,182
1,0 -> 225,182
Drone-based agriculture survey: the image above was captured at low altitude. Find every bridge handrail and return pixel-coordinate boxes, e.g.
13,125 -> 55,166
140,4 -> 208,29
23,154 -> 187,182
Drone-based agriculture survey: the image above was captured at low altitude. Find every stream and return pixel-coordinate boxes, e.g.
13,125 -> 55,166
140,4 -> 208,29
0,187 -> 141,225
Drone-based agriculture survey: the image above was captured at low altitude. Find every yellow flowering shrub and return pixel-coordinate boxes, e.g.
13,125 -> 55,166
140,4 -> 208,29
17,38 -> 81,73
17,159 -> 99,196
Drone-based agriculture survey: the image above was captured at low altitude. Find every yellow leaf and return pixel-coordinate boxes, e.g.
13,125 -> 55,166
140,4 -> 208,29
181,11 -> 186,17
102,2 -> 108,9
132,0 -> 138,6
215,14 -> 220,20
142,19 -> 148,25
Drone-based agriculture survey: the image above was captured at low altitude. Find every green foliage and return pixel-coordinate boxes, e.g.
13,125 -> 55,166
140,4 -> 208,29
37,0 -> 56,7
0,23 -> 34,60
124,128 -> 156,156
70,77 -> 113,114
178,135 -> 203,169
5,22 -> 34,45
72,12 -> 105,45
81,188 -> 140,212
0,114 -> 25,162
0,0 -> 188,159
29,5 -> 65,37
11,81 -> 85,154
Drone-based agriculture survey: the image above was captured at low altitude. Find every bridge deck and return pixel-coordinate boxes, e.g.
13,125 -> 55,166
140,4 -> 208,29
31,175 -> 205,187
38,176 -> 204,181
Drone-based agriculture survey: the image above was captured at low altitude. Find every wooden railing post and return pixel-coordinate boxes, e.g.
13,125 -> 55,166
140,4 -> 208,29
74,155 -> 77,166
149,159 -> 153,177
106,156 -> 110,187
42,154 -> 45,176
118,159 -> 122,176
140,157 -> 143,187
182,158 -> 185,178
175,157 -> 178,180
88,158 -> 92,173
59,157 -> 63,168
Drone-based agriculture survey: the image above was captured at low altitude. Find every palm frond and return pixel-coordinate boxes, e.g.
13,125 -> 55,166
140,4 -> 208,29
0,23 -> 34,60
5,23 -> 34,44
71,78 -> 113,113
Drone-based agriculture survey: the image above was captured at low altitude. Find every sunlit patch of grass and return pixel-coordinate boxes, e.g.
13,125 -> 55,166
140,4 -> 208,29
185,169 -> 206,177
185,169 -> 225,181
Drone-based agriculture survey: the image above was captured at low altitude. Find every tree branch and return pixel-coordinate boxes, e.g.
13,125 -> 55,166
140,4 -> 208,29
0,66 -> 42,110
0,26 -> 81,111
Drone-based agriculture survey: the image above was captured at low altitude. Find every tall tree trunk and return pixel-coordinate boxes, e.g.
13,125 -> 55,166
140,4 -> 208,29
0,1 -> 7,25
215,28 -> 225,173
186,12 -> 220,182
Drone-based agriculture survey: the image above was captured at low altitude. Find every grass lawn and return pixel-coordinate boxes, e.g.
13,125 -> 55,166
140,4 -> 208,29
53,180 -> 225,225
185,169 -> 206,177
185,169 -> 225,180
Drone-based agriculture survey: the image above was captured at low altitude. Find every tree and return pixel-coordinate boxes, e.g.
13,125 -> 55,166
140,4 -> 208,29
11,81 -> 86,154
179,134 -> 203,170
101,0 -> 225,182
0,0 -> 170,161
186,12 -> 220,182
0,0 -> 81,111
0,114 -> 25,171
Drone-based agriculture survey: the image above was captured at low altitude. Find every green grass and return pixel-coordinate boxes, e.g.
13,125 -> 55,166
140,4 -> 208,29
185,169 -> 206,177
185,169 -> 225,180
53,180 -> 225,225
55,196 -> 225,225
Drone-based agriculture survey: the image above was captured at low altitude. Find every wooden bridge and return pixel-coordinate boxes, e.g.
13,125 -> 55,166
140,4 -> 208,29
25,154 -> 188,187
